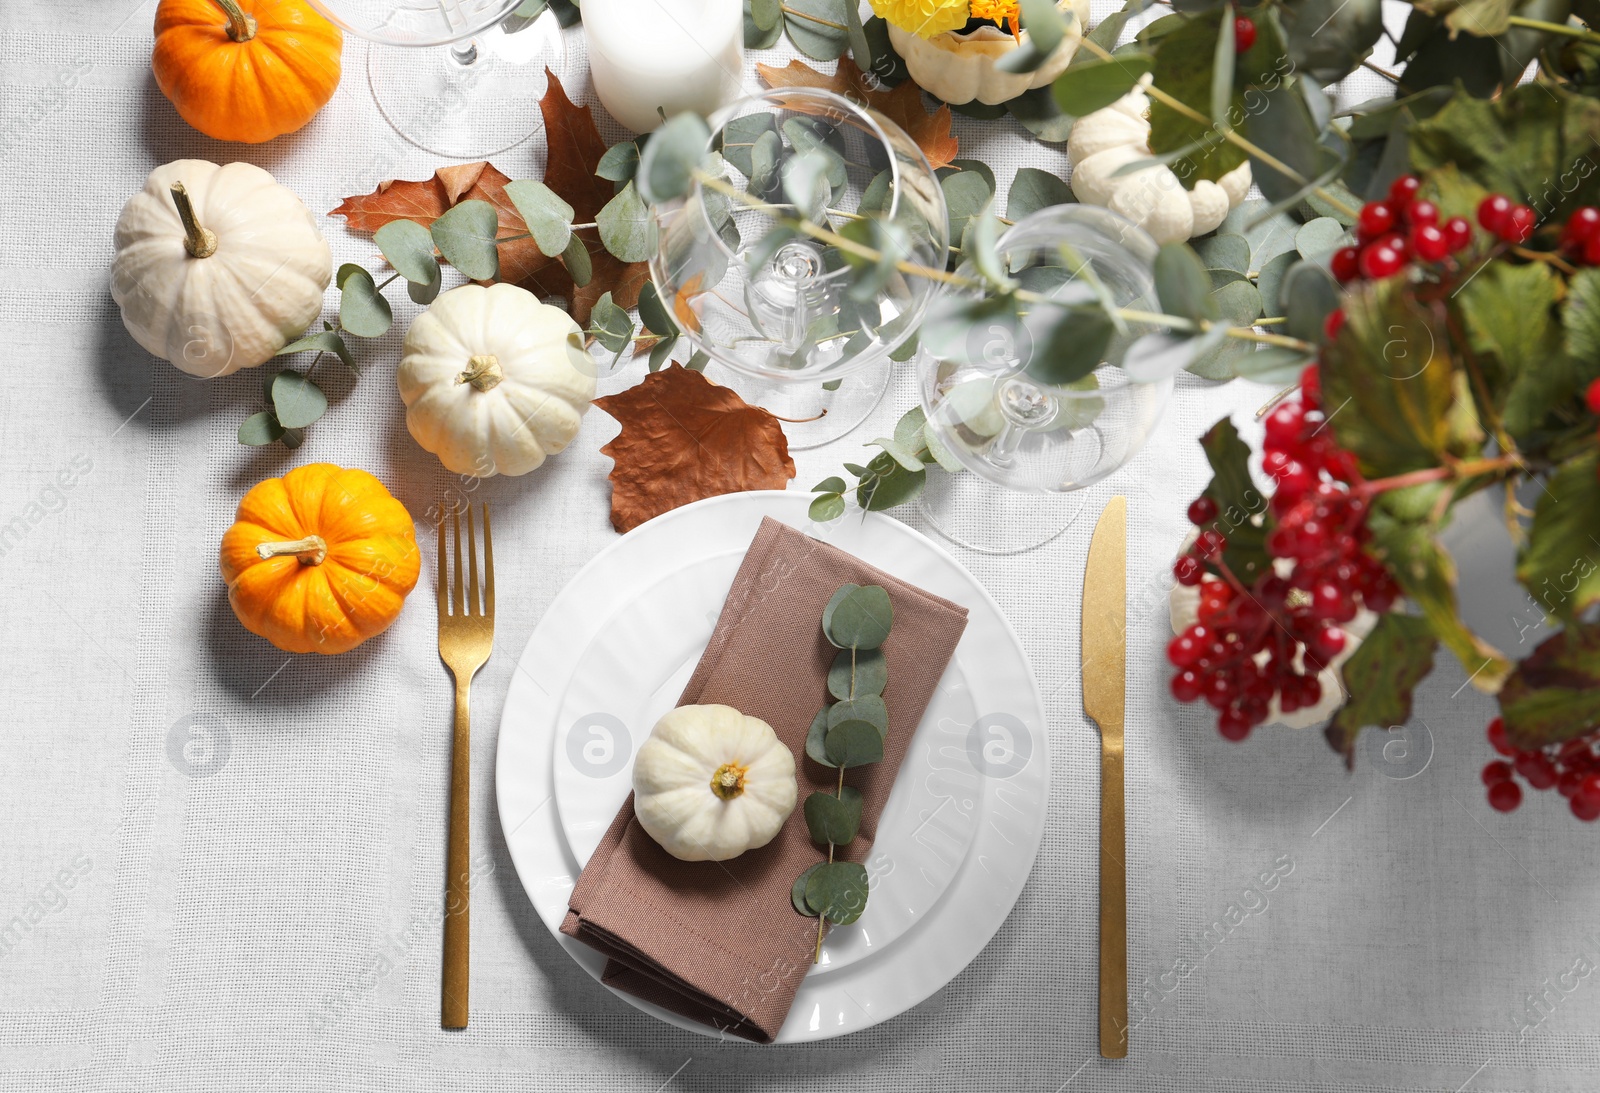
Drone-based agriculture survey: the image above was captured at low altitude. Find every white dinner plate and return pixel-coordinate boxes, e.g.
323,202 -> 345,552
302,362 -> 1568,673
495,491 -> 1050,1042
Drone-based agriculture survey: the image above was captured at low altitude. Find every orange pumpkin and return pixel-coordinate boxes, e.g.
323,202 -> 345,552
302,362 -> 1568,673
221,464 -> 421,654
152,0 -> 342,144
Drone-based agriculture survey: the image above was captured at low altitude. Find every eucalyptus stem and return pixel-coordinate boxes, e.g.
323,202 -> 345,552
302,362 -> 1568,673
782,3 -> 848,29
1506,13 -> 1600,41
1074,37 -> 1359,220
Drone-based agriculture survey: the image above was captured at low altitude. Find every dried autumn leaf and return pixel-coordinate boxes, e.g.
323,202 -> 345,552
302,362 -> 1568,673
595,364 -> 797,533
330,72 -> 650,323
756,57 -> 960,171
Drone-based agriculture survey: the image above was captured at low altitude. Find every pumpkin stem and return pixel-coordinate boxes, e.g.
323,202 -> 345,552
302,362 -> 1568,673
256,535 -> 328,566
456,354 -> 504,392
709,762 -> 748,801
212,0 -> 258,41
169,183 -> 218,259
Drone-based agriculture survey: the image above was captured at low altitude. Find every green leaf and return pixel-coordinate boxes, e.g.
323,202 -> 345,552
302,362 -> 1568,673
828,694 -> 889,737
783,149 -> 834,224
1279,0 -> 1383,83
1007,85 -> 1076,143
1409,83 -> 1578,206
1147,13 -> 1247,183
1322,279 -> 1477,477
804,860 -> 870,925
824,720 -> 885,768
1210,1 -> 1236,126
792,861 -> 825,915
374,219 -> 440,287
589,291 -> 635,358
276,331 -> 352,370
1294,218 -> 1347,263
813,476 -> 847,494
804,787 -> 864,845
1324,614 -> 1438,765
1255,250 -> 1298,317
1121,328 -> 1223,383
408,262 -> 441,305
1517,451 -> 1600,623
562,234 -> 593,289
746,0 -> 783,47
269,370 -> 328,430
1030,305 -> 1114,386
1501,622 -> 1600,749
719,112 -> 778,179
823,583 -> 893,650
941,168 -> 997,251
1243,83 -> 1323,205
596,139 -> 642,183
1052,53 -> 1154,117
1196,418 -> 1271,582
1233,345 -> 1316,384
1281,262 -> 1341,345
430,200 -> 500,281
637,112 -> 711,205
504,179 -> 575,258
828,647 -> 888,700
335,263 -> 392,338
648,336 -> 677,372
1020,0 -> 1065,54
1154,243 -> 1218,323
1211,279 -> 1261,326
637,280 -> 680,339
856,453 -> 926,510
238,410 -> 285,446
1196,233 -> 1251,273
844,0 -> 873,74
1565,268 -> 1600,362
809,492 -> 846,522
784,0 -> 849,58
867,435 -> 925,472
596,181 -> 656,264
1007,167 -> 1073,220
805,707 -> 836,768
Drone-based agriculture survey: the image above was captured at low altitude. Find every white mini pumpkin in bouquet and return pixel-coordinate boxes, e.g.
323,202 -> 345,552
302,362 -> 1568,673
111,159 -> 332,377
397,283 -> 597,477
875,0 -> 1093,106
1068,76 -> 1252,244
633,704 -> 798,862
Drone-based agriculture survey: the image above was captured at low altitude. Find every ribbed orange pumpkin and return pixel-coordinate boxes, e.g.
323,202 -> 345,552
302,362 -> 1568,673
221,464 -> 421,655
152,0 -> 342,144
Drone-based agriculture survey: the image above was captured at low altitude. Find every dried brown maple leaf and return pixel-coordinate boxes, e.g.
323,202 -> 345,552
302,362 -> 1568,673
595,365 -> 797,533
757,57 -> 959,171
330,72 -> 648,323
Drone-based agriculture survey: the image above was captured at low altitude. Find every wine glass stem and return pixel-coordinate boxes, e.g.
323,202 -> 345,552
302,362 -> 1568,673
989,421 -> 1023,467
451,39 -> 480,66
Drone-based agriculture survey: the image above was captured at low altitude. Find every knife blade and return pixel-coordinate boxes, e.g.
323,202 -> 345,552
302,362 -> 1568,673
1082,495 -> 1128,1059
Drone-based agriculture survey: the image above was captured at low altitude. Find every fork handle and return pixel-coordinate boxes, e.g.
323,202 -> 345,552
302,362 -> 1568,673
442,675 -> 471,1029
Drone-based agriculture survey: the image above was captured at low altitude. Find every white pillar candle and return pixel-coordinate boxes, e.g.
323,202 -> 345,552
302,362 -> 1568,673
583,0 -> 745,134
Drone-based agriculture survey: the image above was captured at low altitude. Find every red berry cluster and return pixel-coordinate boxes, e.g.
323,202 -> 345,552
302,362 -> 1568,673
1330,175 -> 1473,284
1475,193 -> 1538,245
1483,717 -> 1600,821
1560,206 -> 1600,265
1168,378 -> 1399,741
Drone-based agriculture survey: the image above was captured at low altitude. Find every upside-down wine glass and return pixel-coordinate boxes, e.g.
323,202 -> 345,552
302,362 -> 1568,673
307,0 -> 566,158
647,87 -> 949,449
918,205 -> 1173,554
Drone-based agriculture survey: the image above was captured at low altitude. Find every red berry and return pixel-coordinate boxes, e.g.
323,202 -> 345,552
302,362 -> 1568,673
1195,529 -> 1227,558
1172,668 -> 1204,703
1218,706 -> 1253,740
1379,231 -> 1409,260
1233,16 -> 1256,52
1442,216 -> 1472,252
1323,308 -> 1346,343
1188,495 -> 1218,526
1564,206 -> 1600,248
1585,234 -> 1600,267
1358,201 -> 1397,242
1501,204 -> 1537,244
1167,631 -> 1204,668
1387,174 -> 1421,208
1411,224 -> 1449,262
1406,199 -> 1438,229
1264,402 -> 1305,447
1308,624 -> 1346,661
1330,245 -> 1361,283
1359,240 -> 1405,279
1482,760 -> 1514,786
1514,750 -> 1558,790
1559,767 -> 1587,798
1487,779 -> 1522,812
1571,793 -> 1600,822
1578,772 -> 1600,807
1204,673 -> 1234,710
1174,555 -> 1204,586
1585,379 -> 1600,416
1486,716 -> 1514,757
1300,364 -> 1321,407
1478,194 -> 1514,235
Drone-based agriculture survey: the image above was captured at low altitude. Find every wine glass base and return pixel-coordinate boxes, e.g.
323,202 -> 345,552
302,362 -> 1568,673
917,471 -> 1091,555
712,357 -> 892,451
367,25 -> 560,159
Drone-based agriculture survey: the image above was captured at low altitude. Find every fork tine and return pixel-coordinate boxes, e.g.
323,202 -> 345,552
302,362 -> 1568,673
451,507 -> 464,619
466,504 -> 480,617
437,507 -> 448,617
482,504 -> 494,618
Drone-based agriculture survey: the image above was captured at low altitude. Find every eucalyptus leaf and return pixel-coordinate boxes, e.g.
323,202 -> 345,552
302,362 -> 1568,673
590,291 -> 635,358
1281,262 -> 1341,344
238,410 -> 285,446
1154,243 -> 1218,322
805,707 -> 836,768
941,169 -> 998,254
720,112 -> 778,178
596,139 -> 642,183
1210,1 -> 1236,126
1254,249 -> 1298,316
783,150 -> 834,224
1232,345 -> 1316,384
784,0 -> 850,59
336,263 -> 392,338
408,261 -> 442,304
828,695 -> 890,737
1007,85 -> 1076,143
648,336 -> 677,372
1121,326 -> 1226,383
505,178 -> 576,258
1008,167 -> 1073,219
810,492 -> 846,522
1195,233 -> 1250,273
1052,54 -> 1154,116
596,181 -> 656,264
275,331 -> 352,370
374,219 -> 440,286
792,861 -> 826,915
637,280 -> 680,338
805,787 -> 864,845
637,112 -> 711,205
1030,305 -> 1114,386
823,583 -> 893,650
858,456 -> 926,511
824,719 -> 885,767
430,200 -> 500,281
1295,217 -> 1347,263
562,234 -> 593,288
828,647 -> 888,700
868,435 -> 925,472
269,370 -> 328,430
745,0 -> 784,48
804,860 -> 870,925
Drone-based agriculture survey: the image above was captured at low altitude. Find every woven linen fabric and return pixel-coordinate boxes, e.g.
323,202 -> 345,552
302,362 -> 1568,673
4,1 -> 1600,1090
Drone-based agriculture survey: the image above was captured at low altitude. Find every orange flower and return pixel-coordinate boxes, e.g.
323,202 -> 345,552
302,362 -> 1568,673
968,0 -> 1020,32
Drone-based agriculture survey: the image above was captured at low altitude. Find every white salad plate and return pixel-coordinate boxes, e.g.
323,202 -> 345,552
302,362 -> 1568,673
494,490 -> 1049,1041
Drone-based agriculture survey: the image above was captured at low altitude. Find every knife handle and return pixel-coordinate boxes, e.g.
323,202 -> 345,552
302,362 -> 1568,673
1099,734 -> 1128,1058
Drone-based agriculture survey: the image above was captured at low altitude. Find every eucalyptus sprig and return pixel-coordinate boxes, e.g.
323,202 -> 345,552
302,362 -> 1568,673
792,582 -> 894,961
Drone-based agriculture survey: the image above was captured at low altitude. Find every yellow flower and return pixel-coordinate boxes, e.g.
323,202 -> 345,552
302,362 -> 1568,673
967,0 -> 1019,27
868,0 -> 970,39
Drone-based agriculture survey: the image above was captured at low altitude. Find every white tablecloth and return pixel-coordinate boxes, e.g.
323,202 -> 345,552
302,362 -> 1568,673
4,2 -> 1599,1089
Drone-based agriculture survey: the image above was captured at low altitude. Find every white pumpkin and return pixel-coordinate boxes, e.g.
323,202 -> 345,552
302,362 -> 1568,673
1168,549 -> 1377,730
888,0 -> 1092,106
397,283 -> 597,478
632,704 -> 798,862
1068,78 -> 1252,244
111,159 -> 331,378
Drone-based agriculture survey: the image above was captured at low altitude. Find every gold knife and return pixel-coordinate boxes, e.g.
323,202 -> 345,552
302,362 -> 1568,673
1082,495 -> 1128,1059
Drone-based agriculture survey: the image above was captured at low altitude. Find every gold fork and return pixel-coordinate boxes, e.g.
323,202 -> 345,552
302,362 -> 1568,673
437,503 -> 494,1029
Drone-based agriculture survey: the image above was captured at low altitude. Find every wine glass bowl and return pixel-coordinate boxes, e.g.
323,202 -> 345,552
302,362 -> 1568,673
649,88 -> 948,396
306,0 -> 523,46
